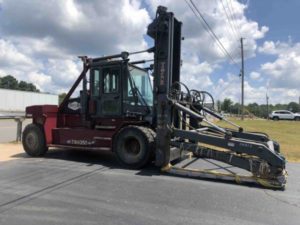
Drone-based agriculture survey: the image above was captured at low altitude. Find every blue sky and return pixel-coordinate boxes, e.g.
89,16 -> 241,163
0,0 -> 299,104
245,0 -> 300,76
247,0 -> 300,41
245,0 -> 300,103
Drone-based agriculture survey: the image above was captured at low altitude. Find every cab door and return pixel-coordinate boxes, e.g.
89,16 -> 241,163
100,66 -> 121,116
90,65 -> 122,117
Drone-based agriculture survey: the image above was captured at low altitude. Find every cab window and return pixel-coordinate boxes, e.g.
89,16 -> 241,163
103,68 -> 119,93
92,69 -> 100,97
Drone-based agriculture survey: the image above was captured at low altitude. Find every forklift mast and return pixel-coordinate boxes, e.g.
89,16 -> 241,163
147,6 -> 182,167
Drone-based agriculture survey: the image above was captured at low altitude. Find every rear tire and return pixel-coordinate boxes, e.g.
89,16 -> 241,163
295,117 -> 300,121
22,123 -> 48,157
113,126 -> 155,169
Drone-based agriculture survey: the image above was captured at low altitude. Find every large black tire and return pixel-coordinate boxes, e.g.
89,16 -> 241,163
273,116 -> 279,121
295,117 -> 300,121
22,123 -> 48,157
113,126 -> 155,169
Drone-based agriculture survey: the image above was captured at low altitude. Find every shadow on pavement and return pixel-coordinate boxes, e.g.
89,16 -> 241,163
11,148 -> 276,190
12,148 -> 122,168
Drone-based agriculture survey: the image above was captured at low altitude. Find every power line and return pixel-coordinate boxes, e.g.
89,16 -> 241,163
185,0 -> 231,60
220,0 -> 240,41
186,0 -> 239,69
184,0 -> 213,42
227,0 -> 242,38
218,0 -> 241,64
219,0 -> 242,64
217,75 -> 240,98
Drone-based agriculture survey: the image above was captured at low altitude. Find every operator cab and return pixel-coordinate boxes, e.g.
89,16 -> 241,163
89,60 -> 153,120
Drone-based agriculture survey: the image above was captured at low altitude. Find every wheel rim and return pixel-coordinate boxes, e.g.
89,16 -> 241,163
25,131 -> 38,149
124,137 -> 141,156
120,136 -> 143,164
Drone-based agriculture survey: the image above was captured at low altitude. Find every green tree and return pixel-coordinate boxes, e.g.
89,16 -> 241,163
247,103 -> 259,116
287,102 -> 300,112
18,81 -> 39,92
221,98 -> 233,113
259,104 -> 268,118
25,83 -> 40,92
0,75 -> 18,89
0,75 -> 39,92
18,81 -> 28,90
274,103 -> 287,111
231,103 -> 241,115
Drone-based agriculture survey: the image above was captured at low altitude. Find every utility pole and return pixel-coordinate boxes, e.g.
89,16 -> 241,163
240,38 -> 244,120
266,93 -> 269,120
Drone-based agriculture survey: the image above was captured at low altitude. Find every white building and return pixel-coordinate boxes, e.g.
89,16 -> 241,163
0,88 -> 58,116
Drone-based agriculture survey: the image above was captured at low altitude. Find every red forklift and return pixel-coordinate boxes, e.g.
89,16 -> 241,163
22,6 -> 287,188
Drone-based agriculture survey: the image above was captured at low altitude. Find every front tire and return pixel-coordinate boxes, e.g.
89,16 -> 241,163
22,123 -> 48,157
273,117 -> 279,121
113,126 -> 155,169
295,117 -> 300,121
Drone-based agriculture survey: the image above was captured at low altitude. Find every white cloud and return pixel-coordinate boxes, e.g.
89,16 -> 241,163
213,73 -> 267,104
231,39 -> 300,104
214,73 -> 242,101
181,58 -> 215,90
258,41 -> 277,54
259,40 -> 300,89
144,0 -> 268,98
45,58 -> 82,89
250,71 -> 261,80
61,0 -> 85,29
147,0 -> 268,63
258,38 -> 294,55
27,72 -> 52,91
211,69 -> 300,105
0,0 -> 151,93
0,0 -> 272,103
267,87 -> 300,105
17,37 -> 67,59
0,0 -> 151,55
0,39 -> 34,69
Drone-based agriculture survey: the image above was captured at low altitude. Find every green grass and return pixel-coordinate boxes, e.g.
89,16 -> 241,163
216,119 -> 300,162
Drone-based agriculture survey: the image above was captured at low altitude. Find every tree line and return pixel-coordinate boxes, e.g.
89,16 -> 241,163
217,98 -> 300,118
1,75 -> 68,104
0,75 -> 40,92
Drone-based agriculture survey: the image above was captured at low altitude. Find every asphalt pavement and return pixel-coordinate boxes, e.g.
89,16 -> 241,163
0,148 -> 299,225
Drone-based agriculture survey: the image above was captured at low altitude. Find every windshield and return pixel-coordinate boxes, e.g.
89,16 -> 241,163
128,65 -> 153,106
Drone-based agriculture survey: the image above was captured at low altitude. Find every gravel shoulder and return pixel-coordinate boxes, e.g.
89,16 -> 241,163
0,143 -> 27,162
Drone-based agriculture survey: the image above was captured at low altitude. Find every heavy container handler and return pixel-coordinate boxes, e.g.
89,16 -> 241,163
22,6 -> 287,189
